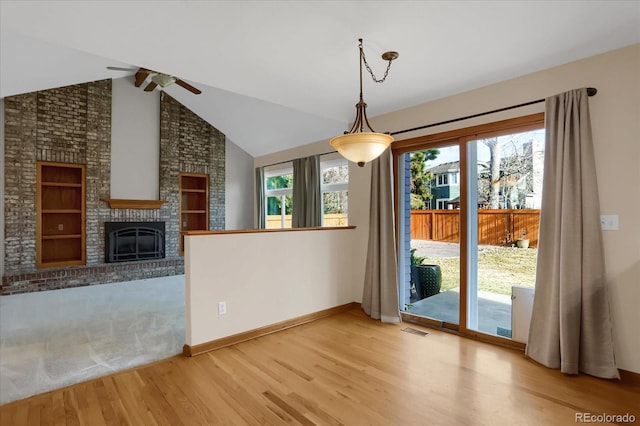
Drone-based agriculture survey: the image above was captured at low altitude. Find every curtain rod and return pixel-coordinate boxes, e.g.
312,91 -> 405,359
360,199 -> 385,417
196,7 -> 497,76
390,87 -> 597,137
260,150 -> 338,169
260,87 -> 597,168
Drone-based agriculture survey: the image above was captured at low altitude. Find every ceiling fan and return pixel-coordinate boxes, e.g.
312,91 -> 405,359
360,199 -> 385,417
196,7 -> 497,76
107,66 -> 202,95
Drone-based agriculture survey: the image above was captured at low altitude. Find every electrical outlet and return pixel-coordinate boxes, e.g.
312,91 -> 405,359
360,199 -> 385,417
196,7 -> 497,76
218,301 -> 227,315
58,224 -> 64,231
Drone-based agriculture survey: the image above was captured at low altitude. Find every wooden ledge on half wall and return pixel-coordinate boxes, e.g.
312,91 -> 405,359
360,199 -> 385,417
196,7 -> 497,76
102,199 -> 167,209
183,226 -> 356,236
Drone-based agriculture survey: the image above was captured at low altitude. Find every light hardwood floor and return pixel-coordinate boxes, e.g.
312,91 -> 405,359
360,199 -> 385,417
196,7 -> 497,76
0,308 -> 637,425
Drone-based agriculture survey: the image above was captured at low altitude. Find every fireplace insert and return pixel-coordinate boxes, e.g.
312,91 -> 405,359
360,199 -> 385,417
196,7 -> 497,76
105,222 -> 165,263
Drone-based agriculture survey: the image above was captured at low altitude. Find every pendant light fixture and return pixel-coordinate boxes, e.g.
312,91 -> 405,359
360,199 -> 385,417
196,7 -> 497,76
330,39 -> 399,167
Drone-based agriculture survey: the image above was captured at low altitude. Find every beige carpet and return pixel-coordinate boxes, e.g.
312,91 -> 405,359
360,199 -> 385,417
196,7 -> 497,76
0,275 -> 185,405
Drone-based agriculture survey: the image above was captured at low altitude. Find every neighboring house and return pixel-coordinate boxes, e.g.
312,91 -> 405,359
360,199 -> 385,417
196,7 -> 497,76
426,161 -> 461,209
425,139 -> 544,210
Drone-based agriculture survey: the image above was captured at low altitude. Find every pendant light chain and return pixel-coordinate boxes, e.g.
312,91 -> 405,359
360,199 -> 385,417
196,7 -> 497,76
360,40 -> 395,83
330,38 -> 398,167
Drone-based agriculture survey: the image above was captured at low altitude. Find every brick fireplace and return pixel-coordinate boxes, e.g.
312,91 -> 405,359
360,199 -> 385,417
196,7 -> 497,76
2,80 -> 225,295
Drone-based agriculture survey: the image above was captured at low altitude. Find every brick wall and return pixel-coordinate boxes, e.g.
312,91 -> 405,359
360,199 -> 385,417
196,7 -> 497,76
159,94 -> 225,258
2,82 -> 226,294
3,92 -> 38,270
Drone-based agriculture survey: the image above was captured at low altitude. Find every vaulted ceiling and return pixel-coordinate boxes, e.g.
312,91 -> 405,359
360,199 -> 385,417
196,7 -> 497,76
2,1 -> 639,157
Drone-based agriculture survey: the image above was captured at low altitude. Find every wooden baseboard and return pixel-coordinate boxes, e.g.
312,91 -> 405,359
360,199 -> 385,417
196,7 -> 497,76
183,302 -> 360,357
619,368 -> 640,386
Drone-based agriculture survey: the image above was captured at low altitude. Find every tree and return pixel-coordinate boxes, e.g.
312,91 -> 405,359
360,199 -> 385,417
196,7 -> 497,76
410,149 -> 439,209
478,135 -> 540,209
266,174 -> 293,215
322,164 -> 348,214
483,138 -> 501,209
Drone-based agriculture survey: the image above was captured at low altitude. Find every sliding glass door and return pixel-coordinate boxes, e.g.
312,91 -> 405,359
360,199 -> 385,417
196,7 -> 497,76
399,144 -> 461,328
465,129 -> 544,338
396,114 -> 544,345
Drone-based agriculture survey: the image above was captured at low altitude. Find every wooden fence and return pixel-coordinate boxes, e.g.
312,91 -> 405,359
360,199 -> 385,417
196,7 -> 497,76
411,209 -> 540,248
266,213 -> 347,229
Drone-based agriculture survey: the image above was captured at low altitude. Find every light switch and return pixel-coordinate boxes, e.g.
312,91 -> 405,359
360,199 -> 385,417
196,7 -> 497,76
600,215 -> 619,231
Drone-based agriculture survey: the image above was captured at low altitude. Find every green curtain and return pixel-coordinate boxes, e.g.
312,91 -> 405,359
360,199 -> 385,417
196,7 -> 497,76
292,155 -> 321,228
255,167 -> 265,229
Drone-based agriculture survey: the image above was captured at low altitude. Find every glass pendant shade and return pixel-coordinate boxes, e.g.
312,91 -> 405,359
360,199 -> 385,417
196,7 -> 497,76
330,132 -> 394,167
152,73 -> 176,88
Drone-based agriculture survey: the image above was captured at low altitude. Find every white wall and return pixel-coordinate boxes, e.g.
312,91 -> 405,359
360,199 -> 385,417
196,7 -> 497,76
254,44 -> 640,374
255,141 -> 372,303
111,77 -> 160,200
185,228 -> 356,346
225,139 -> 254,230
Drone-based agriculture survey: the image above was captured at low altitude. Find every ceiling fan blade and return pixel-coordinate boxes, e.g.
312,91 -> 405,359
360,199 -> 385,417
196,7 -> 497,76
144,81 -> 158,92
135,69 -> 151,87
175,79 -> 202,95
106,66 -> 137,72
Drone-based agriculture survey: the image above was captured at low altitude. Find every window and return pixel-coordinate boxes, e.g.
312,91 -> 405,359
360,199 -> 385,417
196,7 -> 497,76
436,199 -> 449,210
265,167 -> 293,229
321,157 -> 349,226
437,171 -> 459,186
263,155 -> 349,228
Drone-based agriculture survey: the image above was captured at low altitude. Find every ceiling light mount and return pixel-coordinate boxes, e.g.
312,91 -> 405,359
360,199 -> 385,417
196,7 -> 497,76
330,38 -> 399,167
381,51 -> 399,62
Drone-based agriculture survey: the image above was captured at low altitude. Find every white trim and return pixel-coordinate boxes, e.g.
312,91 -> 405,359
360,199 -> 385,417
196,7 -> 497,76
266,187 -> 291,197
322,182 -> 348,193
436,198 -> 449,210
449,172 -> 460,186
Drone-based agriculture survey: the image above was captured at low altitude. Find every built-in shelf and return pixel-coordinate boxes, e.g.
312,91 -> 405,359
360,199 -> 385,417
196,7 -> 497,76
42,209 -> 82,214
102,199 -> 167,210
42,182 -> 83,188
42,234 -> 82,240
37,161 -> 86,269
180,173 -> 209,255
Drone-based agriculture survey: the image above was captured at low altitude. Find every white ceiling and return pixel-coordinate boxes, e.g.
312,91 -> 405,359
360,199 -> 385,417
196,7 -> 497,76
1,1 -> 639,157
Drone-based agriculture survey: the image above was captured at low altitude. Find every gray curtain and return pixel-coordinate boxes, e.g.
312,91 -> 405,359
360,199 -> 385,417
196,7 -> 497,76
292,155 -> 321,228
526,89 -> 618,379
362,148 -> 401,323
255,167 -> 266,229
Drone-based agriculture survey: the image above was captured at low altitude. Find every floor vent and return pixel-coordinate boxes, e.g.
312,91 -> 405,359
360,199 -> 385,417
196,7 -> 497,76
401,327 -> 430,337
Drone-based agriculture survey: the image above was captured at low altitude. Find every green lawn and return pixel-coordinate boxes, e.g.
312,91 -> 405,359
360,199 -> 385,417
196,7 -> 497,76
421,246 -> 537,296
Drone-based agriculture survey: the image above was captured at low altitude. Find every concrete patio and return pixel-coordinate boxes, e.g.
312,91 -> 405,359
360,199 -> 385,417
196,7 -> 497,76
406,240 -> 514,337
406,288 -> 512,337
